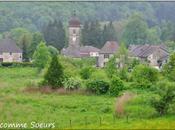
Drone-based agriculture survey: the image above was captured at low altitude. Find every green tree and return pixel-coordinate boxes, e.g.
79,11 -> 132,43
132,64 -> 159,88
160,21 -> 175,42
43,20 -> 66,50
163,52 -> 175,81
33,42 -> 51,71
122,13 -> 149,45
81,21 -> 90,45
105,55 -> 117,78
109,76 -> 124,96
116,42 -> 128,68
20,34 -> 29,62
48,45 -> 59,57
151,80 -> 175,115
44,55 -> 64,88
10,27 -> 32,48
102,21 -> 118,43
147,27 -> 161,44
29,32 -> 45,58
88,20 -> 103,48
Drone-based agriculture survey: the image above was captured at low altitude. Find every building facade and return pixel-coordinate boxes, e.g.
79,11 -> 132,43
0,38 -> 22,62
97,41 -> 119,67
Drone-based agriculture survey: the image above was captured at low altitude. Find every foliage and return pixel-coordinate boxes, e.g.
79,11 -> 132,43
105,55 -> 117,78
163,52 -> 175,81
10,27 -> 32,48
21,34 -> 30,62
79,66 -> 93,80
43,55 -> 64,88
151,80 -> 175,115
109,76 -> 124,96
0,62 -> 33,67
32,42 -> 51,71
82,20 -> 103,48
102,21 -> 118,43
29,32 -> 45,58
122,13 -> 149,45
48,45 -> 59,56
43,20 -> 66,50
63,77 -> 81,90
132,64 -> 159,85
86,79 -> 110,94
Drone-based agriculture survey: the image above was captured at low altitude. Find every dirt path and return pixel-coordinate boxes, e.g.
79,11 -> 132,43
115,92 -> 135,116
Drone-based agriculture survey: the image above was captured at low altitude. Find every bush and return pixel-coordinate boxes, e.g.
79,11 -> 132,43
63,77 -> 81,90
43,55 -> 64,89
79,66 -> 93,80
86,79 -> 110,94
0,62 -> 33,67
131,64 -> 159,89
109,76 -> 124,96
151,80 -> 175,115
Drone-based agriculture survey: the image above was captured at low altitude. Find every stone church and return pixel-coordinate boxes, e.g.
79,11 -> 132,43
61,12 -> 100,58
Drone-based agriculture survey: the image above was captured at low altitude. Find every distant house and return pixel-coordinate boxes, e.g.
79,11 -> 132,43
0,38 -> 22,62
80,46 -> 100,57
97,41 -> 119,67
129,44 -> 169,69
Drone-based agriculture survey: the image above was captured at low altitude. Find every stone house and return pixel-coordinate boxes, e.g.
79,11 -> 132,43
0,38 -> 22,62
129,44 -> 169,69
97,41 -> 119,67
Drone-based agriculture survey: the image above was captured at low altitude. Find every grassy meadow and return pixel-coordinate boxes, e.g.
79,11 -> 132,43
0,67 -> 174,129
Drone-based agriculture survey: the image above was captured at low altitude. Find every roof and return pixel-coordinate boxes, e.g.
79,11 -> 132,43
100,41 -> 119,54
69,15 -> 80,27
80,46 -> 100,53
80,46 -> 100,57
129,44 -> 169,59
61,45 -> 81,58
0,38 -> 22,53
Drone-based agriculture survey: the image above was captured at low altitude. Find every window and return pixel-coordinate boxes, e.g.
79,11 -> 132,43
73,29 -> 76,34
10,52 -> 12,55
104,54 -> 109,59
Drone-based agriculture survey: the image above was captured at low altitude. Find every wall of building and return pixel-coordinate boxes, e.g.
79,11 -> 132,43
97,53 -> 113,67
1,52 -> 22,62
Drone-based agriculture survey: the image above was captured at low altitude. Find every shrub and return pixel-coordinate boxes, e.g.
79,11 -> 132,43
151,80 -> 175,115
0,62 -> 33,67
162,52 -> 175,81
109,76 -> 124,96
79,66 -> 93,80
131,64 -> 159,88
86,79 -> 110,94
33,42 -> 51,71
63,77 -> 81,90
43,55 -> 64,89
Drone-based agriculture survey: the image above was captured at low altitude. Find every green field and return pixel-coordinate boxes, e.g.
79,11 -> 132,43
0,67 -> 175,129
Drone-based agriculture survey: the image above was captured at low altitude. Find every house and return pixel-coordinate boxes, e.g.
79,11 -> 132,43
97,41 -> 119,67
61,12 -> 100,58
0,38 -> 22,62
129,44 -> 169,69
79,46 -> 100,57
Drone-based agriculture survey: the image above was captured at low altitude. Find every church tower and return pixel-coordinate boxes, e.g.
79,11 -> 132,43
68,11 -> 81,47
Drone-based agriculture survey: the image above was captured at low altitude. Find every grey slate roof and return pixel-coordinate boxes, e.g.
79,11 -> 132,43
61,45 -> 81,58
0,38 -> 22,53
129,44 -> 169,59
100,41 -> 119,54
61,45 -> 100,58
